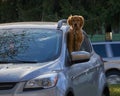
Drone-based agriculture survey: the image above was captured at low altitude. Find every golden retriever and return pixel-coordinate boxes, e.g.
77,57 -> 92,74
67,15 -> 84,53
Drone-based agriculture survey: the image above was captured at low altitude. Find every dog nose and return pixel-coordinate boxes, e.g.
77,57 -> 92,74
74,23 -> 77,26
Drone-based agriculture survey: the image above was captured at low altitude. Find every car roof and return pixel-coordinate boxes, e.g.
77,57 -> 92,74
0,20 -> 88,36
0,22 -> 58,29
0,20 -> 69,33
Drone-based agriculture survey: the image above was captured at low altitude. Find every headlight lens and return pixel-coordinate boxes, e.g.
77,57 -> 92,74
24,73 -> 58,90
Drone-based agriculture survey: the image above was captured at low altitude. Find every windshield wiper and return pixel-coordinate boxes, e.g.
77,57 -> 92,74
16,60 -> 38,63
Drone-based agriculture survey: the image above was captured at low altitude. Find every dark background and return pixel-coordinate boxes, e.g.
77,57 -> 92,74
0,0 -> 120,35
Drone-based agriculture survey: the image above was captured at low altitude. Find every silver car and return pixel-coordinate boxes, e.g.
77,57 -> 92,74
92,41 -> 120,84
0,20 -> 109,96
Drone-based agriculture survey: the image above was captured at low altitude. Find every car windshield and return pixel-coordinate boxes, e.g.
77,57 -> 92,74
0,28 -> 62,63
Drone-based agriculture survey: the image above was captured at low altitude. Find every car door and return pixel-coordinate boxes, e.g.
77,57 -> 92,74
67,35 -> 99,96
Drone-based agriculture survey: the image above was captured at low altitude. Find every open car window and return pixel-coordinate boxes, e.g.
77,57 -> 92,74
80,35 -> 92,53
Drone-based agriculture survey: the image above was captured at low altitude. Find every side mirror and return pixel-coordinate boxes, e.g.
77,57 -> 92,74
71,51 -> 91,63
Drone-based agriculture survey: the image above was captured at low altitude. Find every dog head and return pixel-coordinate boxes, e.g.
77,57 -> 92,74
67,15 -> 84,30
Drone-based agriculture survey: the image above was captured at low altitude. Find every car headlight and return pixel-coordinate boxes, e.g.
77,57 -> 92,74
24,73 -> 58,91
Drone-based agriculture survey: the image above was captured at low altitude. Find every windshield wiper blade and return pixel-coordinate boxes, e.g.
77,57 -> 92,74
16,60 -> 38,63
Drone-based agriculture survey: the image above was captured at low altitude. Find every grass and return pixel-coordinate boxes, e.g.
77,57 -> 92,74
109,84 -> 120,96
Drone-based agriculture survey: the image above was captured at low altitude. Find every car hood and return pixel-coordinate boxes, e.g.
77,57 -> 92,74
0,61 -> 61,82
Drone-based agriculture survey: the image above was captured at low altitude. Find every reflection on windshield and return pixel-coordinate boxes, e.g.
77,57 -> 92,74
0,28 -> 62,63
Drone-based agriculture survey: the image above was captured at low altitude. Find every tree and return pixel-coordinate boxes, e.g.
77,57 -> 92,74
0,0 -> 119,34
0,0 -> 18,22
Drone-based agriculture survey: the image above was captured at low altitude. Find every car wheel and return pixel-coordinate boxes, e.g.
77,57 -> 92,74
106,70 -> 120,84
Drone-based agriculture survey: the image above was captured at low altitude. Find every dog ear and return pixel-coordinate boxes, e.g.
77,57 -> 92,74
67,15 -> 73,26
79,16 -> 84,28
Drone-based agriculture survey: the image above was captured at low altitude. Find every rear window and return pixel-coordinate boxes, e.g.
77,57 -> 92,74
93,44 -> 107,58
111,44 -> 120,57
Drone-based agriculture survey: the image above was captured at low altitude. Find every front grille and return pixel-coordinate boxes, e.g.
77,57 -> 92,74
0,82 -> 16,90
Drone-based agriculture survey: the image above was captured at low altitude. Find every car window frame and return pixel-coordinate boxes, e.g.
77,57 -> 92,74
80,33 -> 92,53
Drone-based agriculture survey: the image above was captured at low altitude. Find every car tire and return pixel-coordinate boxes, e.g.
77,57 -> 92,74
106,70 -> 120,84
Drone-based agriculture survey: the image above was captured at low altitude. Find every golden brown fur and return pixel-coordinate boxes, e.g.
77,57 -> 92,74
67,15 -> 84,53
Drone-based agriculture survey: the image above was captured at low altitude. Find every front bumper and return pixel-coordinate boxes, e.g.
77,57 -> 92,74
0,82 -> 63,96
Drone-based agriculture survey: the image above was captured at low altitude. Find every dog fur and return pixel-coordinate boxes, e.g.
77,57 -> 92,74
67,15 -> 84,53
